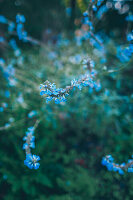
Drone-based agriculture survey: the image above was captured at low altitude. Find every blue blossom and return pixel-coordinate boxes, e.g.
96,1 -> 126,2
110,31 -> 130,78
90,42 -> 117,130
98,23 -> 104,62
46,96 -> 53,103
23,143 -> 29,150
117,46 -> 131,63
28,110 -> 37,118
129,44 -> 133,53
23,140 -> 35,149
126,15 -> 133,22
0,58 -> 5,66
0,37 -> 5,43
92,5 -> 97,12
66,7 -> 72,17
9,117 -> 14,123
3,174 -> 8,180
27,126 -> 35,133
100,58 -> 107,64
9,39 -> 18,50
40,91 -> 45,96
4,123 -> 10,128
17,94 -> 24,104
15,49 -> 21,57
16,14 -> 25,23
5,90 -> 10,98
0,15 -> 7,24
128,168 -> 133,172
5,64 -> 15,77
2,102 -> 8,108
17,23 -> 23,40
90,60 -> 95,68
8,22 -> 15,32
0,107 -> 4,112
127,33 -> 133,41
75,54 -> 82,63
24,154 -> 40,169
97,0 -> 104,7
48,51 -> 57,60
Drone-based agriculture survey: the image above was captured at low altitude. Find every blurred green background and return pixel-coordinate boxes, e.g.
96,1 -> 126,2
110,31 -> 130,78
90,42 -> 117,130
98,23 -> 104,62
0,0 -> 133,199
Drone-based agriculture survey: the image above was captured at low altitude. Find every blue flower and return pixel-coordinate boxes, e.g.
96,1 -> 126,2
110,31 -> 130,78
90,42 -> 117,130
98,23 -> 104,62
127,168 -> 133,172
40,91 -> 45,95
24,154 -> 40,169
0,107 -> 4,112
23,143 -> 29,150
5,91 -> 10,98
0,58 -> 5,66
92,5 -> 97,11
5,123 -> 10,128
66,7 -> 72,17
16,14 -> 26,23
126,15 -> 133,22
28,110 -> 37,118
9,39 -> 18,50
0,37 -> 5,43
0,15 -> 7,24
28,126 -> 35,133
8,22 -> 15,32
127,33 -> 133,41
118,169 -> 124,175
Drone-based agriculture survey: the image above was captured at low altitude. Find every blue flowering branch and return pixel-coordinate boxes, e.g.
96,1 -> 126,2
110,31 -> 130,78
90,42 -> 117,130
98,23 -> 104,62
23,120 -> 40,169
102,155 -> 133,174
40,69 -> 101,104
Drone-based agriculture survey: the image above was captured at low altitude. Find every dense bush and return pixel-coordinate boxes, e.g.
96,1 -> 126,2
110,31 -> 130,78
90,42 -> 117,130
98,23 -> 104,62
0,0 -> 133,199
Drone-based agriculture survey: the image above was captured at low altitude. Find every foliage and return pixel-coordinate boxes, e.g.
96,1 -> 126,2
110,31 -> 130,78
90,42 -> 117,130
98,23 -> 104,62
0,0 -> 133,199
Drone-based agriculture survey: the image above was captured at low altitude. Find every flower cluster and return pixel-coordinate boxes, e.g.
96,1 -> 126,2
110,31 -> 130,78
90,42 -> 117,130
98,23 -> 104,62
116,30 -> 133,63
0,15 -> 15,33
40,68 -> 101,104
101,155 -> 133,174
40,81 -> 67,104
23,127 -> 40,169
117,43 -> 133,63
75,0 -> 133,66
16,14 -> 27,41
75,6 -> 106,62
0,14 -> 31,45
